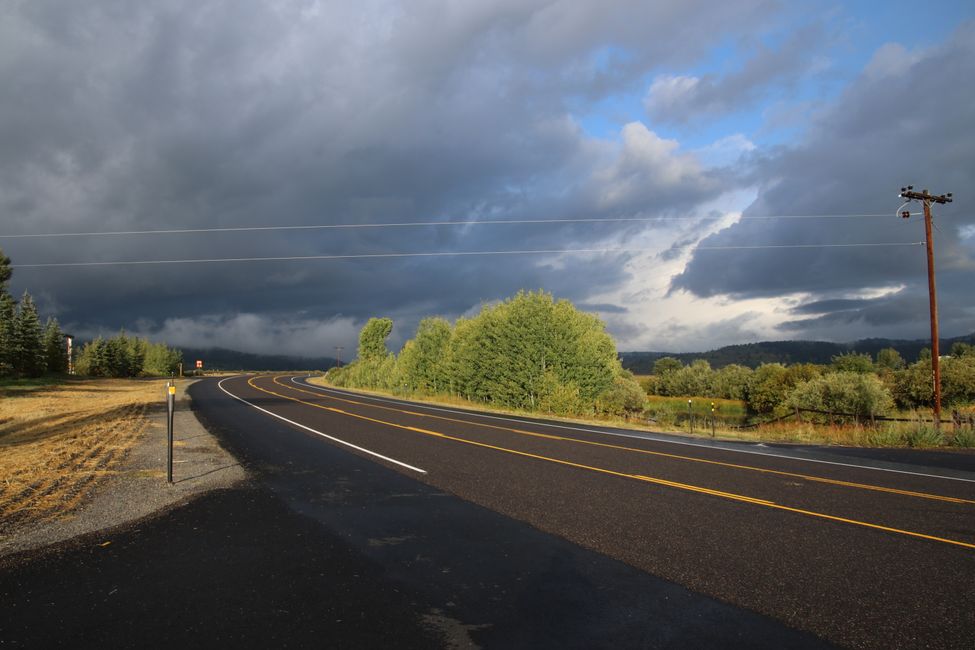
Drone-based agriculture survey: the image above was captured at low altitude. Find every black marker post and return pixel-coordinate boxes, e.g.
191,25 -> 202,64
167,381 -> 176,484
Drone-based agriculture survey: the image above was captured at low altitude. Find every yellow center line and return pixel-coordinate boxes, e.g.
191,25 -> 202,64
244,376 -> 975,551
270,376 -> 975,506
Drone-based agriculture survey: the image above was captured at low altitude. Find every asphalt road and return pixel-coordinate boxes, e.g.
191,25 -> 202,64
3,375 -> 972,648
217,374 -> 974,648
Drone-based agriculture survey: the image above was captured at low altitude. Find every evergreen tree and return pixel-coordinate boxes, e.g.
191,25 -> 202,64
76,338 -> 106,376
0,291 -> 15,376
13,292 -> 45,377
42,318 -> 68,374
0,246 -> 11,292
141,340 -> 182,376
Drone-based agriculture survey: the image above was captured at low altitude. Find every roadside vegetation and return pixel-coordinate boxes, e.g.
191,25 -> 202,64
641,346 -> 975,447
325,291 -> 646,419
321,290 -> 975,449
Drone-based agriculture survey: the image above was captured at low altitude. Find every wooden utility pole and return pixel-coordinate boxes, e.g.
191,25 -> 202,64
899,186 -> 953,430
334,346 -> 344,368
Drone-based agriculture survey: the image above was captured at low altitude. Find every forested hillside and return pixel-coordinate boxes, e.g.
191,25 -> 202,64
180,347 -> 336,371
620,333 -> 975,373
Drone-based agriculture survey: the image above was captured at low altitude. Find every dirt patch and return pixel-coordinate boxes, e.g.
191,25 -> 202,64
0,379 -> 165,529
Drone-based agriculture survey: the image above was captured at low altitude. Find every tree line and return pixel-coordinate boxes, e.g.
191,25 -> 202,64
646,346 -> 975,420
327,291 -> 647,417
0,247 -> 182,378
74,333 -> 183,378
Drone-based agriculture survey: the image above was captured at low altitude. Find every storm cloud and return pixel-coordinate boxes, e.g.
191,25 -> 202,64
1,2 -> 972,354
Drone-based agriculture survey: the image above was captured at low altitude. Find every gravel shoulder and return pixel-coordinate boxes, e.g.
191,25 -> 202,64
0,379 -> 247,559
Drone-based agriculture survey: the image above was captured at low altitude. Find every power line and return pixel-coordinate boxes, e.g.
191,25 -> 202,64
695,242 -> 924,250
0,213 -> 921,239
11,241 -> 925,268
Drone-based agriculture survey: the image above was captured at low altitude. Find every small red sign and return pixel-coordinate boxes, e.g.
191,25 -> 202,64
195,360 -> 203,369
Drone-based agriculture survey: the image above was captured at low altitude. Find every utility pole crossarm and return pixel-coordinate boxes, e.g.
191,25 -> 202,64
899,186 -> 953,205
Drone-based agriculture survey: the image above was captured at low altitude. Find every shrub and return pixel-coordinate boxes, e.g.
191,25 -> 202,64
597,375 -> 647,416
786,372 -> 894,422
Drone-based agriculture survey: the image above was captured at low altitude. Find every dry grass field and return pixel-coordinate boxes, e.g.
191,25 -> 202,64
0,378 -> 166,529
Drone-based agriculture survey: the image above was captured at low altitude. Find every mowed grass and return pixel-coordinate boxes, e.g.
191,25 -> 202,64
0,378 -> 167,529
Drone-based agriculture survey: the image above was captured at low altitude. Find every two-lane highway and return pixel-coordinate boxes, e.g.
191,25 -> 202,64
211,374 -> 975,648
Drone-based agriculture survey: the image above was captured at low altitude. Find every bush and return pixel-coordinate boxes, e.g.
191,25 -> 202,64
597,375 -> 647,416
831,352 -> 874,374
711,364 -> 753,400
537,371 -> 584,416
893,355 -> 975,408
658,360 -> 713,397
786,372 -> 894,422
747,364 -> 789,414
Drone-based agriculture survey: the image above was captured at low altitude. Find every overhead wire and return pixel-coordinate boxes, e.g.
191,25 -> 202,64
11,241 -> 926,269
0,213 -> 925,239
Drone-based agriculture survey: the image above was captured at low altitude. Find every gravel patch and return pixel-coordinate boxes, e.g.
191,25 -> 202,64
0,379 -> 247,558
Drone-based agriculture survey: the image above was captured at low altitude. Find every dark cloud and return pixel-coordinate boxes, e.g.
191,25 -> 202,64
3,3 -> 971,355
778,281 -> 975,339
2,1 -> 774,351
575,303 -> 628,314
672,23 -> 975,340
789,298 -> 873,315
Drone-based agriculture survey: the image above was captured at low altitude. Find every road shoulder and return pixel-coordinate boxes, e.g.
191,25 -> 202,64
0,379 -> 247,560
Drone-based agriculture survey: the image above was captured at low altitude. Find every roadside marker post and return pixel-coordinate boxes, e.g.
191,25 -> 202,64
711,402 -> 716,438
688,400 -> 693,434
167,381 -> 176,484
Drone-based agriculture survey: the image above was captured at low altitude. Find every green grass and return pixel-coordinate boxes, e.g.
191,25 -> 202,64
644,395 -> 749,429
0,374 -> 69,395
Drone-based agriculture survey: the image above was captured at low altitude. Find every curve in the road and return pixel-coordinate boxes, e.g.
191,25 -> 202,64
227,375 -> 975,550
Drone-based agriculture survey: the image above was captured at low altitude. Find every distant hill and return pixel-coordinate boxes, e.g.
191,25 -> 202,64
180,347 -> 337,372
619,332 -> 975,374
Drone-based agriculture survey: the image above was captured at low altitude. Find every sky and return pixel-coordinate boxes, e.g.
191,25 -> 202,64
1,0 -> 973,357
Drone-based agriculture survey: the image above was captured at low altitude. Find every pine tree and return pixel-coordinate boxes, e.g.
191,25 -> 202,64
43,318 -> 68,374
0,246 -> 11,293
0,291 -> 15,377
14,292 -> 45,377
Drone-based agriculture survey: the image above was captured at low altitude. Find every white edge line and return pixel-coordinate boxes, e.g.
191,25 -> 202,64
293,376 -> 975,485
217,376 -> 427,474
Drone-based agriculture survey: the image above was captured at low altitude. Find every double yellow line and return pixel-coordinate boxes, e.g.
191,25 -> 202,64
272,376 -> 975,506
243,375 -> 975,550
